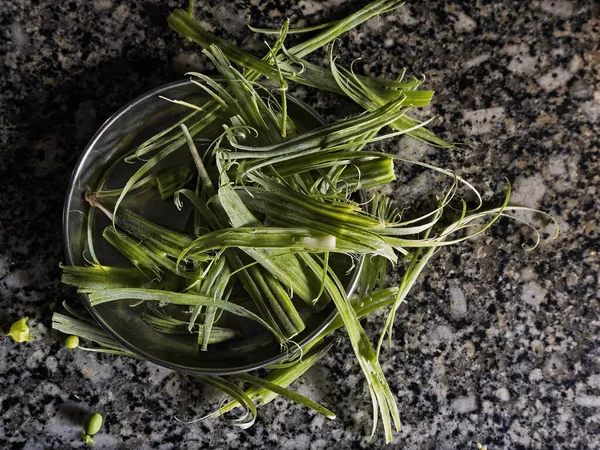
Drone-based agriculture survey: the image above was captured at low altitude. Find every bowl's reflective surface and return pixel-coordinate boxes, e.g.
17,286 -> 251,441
64,80 -> 361,374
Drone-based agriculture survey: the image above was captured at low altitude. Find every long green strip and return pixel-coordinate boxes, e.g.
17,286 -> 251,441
177,182 -> 306,340
168,0 -> 449,148
186,160 -> 308,339
286,0 -> 404,59
219,338 -> 336,413
180,226 -> 388,260
141,312 -> 237,344
298,253 -> 400,442
328,46 -> 453,148
87,288 -> 283,342
200,256 -> 232,351
236,373 -> 336,419
111,105 -> 221,225
60,264 -> 156,291
190,375 -> 257,429
247,18 -> 342,35
103,226 -> 205,280
217,169 -> 333,309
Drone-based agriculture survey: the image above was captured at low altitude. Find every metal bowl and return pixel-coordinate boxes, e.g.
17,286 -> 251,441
63,80 -> 361,374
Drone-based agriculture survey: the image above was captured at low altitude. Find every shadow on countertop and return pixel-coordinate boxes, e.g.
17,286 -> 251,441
2,55 -> 182,325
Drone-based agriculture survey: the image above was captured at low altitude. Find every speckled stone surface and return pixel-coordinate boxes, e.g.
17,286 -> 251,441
1,1 -> 599,449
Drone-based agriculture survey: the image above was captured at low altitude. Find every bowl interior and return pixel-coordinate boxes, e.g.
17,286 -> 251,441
64,80 -> 360,374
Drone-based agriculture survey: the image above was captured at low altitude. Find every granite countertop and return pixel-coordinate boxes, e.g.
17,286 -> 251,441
1,0 -> 599,449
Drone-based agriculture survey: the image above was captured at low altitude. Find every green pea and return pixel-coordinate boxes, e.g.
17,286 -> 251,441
83,412 -> 103,436
65,335 -> 79,349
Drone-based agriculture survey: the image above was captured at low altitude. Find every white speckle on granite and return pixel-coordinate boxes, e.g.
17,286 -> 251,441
297,0 -> 324,15
119,422 -> 133,437
93,0 -> 113,10
11,22 -> 28,48
575,396 -> 600,407
532,339 -> 544,354
568,54 -> 583,73
384,38 -> 394,48
530,368 -> 544,382
569,79 -> 590,99
300,366 -> 333,404
369,181 -> 393,196
511,174 -> 546,208
164,375 -> 182,398
538,67 -> 573,92
112,4 -> 129,23
283,434 -> 311,449
26,349 -> 47,370
197,19 -> 215,33
396,6 -> 418,25
88,432 -> 122,448
539,0 -> 576,17
544,354 -> 568,381
495,387 -> 511,402
521,281 -> 547,308
481,399 -> 493,414
45,355 -> 58,372
364,14 -> 384,32
22,440 -> 46,450
581,97 -> 600,122
451,395 -> 477,413
503,43 -> 537,76
350,409 -> 370,429
453,11 -> 476,33
508,54 -> 537,76
310,415 -> 325,432
42,382 -> 62,397
464,53 -> 491,70
464,340 -> 476,358
547,154 -> 568,176
588,374 -> 600,388
520,265 -> 536,282
430,324 -> 454,343
509,420 -> 533,446
215,4 -> 246,31
462,107 -> 505,135
147,363 -> 172,384
3,268 -> 25,290
310,438 -> 327,450
396,136 -> 431,161
75,352 -> 114,381
449,285 -> 467,318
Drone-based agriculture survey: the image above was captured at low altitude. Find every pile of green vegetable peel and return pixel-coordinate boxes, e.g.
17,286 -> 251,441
53,0 -> 558,443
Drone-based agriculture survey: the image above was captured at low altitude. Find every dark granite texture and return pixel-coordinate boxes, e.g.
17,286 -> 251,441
1,0 -> 599,449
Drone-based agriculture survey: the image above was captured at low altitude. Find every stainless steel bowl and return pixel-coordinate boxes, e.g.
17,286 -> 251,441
63,80 -> 361,374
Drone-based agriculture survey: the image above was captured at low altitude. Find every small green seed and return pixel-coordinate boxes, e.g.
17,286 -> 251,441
65,335 -> 79,349
83,412 -> 103,436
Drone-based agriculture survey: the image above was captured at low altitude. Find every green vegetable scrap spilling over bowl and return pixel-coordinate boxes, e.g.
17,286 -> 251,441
54,0 -> 557,443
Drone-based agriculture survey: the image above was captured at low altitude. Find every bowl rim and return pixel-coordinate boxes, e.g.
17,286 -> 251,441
63,79 -> 362,374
